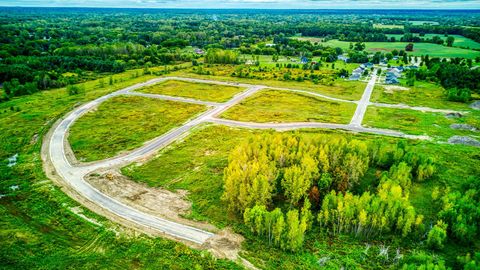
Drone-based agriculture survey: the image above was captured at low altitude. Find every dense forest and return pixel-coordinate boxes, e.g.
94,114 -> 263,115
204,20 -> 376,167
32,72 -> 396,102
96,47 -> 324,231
224,133 -> 479,266
1,8 -> 480,101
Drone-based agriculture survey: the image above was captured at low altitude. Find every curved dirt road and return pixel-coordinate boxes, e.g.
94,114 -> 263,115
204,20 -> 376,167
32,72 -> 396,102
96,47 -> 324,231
46,75 -> 448,245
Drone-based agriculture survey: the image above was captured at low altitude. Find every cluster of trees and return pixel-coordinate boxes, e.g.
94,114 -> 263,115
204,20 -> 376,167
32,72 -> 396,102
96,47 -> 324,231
205,49 -> 239,64
243,202 -> 311,251
438,186 -> 479,243
318,179 -> 423,239
413,56 -> 480,101
222,134 -> 372,215
223,134 -> 437,251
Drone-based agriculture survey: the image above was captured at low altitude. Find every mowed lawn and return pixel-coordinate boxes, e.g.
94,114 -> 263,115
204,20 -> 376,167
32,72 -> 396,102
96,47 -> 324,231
370,81 -> 473,110
318,39 -> 480,58
220,89 -> 356,124
69,95 -> 206,161
363,106 -> 480,140
137,80 -> 244,102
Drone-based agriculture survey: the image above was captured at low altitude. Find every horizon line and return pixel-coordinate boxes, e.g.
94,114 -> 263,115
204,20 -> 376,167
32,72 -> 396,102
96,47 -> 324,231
1,6 -> 480,10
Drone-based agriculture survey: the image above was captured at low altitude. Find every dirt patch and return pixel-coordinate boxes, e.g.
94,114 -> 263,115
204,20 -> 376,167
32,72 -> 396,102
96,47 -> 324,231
86,169 -> 217,232
203,228 -> 244,260
85,169 -> 251,264
383,85 -> 409,94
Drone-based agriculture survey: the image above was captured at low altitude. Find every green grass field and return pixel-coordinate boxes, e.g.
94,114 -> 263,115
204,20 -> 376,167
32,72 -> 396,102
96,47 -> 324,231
363,106 -> 480,140
69,95 -> 205,162
370,81 -> 474,110
220,89 -> 356,124
0,67 -> 240,270
138,79 -> 244,102
386,34 -> 480,50
298,38 -> 480,58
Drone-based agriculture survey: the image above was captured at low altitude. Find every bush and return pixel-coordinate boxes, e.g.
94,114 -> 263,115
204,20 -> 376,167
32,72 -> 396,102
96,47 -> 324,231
446,88 -> 471,102
427,220 -> 447,250
67,84 -> 85,96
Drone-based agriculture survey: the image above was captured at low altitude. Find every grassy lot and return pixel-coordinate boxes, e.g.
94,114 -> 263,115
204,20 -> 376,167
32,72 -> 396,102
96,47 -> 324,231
386,34 -> 480,50
370,81 -> 475,110
219,89 -> 356,124
122,124 -> 480,269
363,106 -> 480,140
69,95 -> 205,162
316,39 -> 480,58
138,79 -> 244,102
172,68 -> 367,101
0,66 -> 241,270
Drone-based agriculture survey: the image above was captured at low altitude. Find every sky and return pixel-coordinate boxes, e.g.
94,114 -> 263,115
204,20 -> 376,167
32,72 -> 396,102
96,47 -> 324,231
1,0 -> 480,9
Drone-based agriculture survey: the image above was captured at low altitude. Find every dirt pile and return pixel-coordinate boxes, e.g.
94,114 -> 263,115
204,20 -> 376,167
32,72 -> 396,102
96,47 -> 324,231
448,136 -> 480,147
86,169 -> 216,231
450,124 -> 478,132
470,101 -> 480,110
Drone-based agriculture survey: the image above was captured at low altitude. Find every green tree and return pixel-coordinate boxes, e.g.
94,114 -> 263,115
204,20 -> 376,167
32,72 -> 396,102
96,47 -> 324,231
446,36 -> 455,47
427,220 -> 448,250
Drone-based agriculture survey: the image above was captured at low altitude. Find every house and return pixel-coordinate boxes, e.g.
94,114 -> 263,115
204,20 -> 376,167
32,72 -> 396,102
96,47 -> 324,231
265,43 -> 276,47
338,55 -> 350,62
352,67 -> 364,74
300,56 -> 309,64
393,56 -> 399,60
365,62 -> 374,68
386,72 -> 398,78
390,67 -> 401,73
194,48 -> 205,55
386,77 -> 399,84
349,73 -> 361,81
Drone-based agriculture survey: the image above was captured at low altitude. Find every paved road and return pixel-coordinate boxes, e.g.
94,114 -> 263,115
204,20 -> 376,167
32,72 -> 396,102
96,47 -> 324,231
209,118 -> 428,139
350,71 -> 378,127
47,75 -> 442,246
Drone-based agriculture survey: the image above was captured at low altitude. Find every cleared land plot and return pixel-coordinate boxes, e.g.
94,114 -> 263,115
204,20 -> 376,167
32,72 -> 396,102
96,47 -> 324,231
122,125 -> 254,226
220,89 -> 356,124
317,39 -> 480,58
370,81 -> 473,110
386,34 -> 480,50
69,95 -> 206,161
363,106 -> 480,140
137,80 -> 244,103
173,69 -> 367,101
